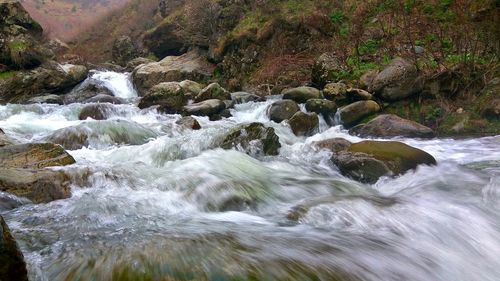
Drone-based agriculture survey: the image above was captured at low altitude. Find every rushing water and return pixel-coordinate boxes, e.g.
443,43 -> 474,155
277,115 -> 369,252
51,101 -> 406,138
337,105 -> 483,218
1,71 -> 500,281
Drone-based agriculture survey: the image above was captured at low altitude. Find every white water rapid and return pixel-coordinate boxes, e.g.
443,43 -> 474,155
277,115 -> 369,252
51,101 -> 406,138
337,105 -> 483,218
1,71 -> 499,281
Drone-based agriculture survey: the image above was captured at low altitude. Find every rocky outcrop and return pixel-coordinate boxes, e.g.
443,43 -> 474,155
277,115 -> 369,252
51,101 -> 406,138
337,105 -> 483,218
143,21 -> 185,59
194,83 -> 230,102
351,114 -> 435,138
132,50 -> 215,96
288,112 -> 319,136
176,116 -> 201,130
79,103 -> 115,120
138,82 -> 187,113
220,122 -> 281,156
311,53 -> 345,87
183,99 -> 226,117
0,143 -> 75,169
0,216 -> 28,281
268,100 -> 300,123
282,86 -> 321,103
370,57 -> 423,101
338,100 -> 380,128
332,140 -> 437,183
112,36 -> 138,66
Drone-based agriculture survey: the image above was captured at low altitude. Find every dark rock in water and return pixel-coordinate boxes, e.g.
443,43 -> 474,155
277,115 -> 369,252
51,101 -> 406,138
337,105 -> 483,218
313,138 -> 352,153
338,100 -> 380,128
305,99 -> 337,123
79,103 -> 115,120
268,100 -> 300,123
370,57 -> 423,101
288,112 -> 319,136
220,122 -> 281,156
64,78 -> 114,104
350,114 -> 435,138
83,94 -> 125,104
282,86 -> 321,103
132,50 -> 215,96
194,83 -> 230,102
230,92 -> 265,103
0,168 -> 71,203
332,140 -> 437,183
28,94 -> 63,105
183,99 -> 226,117
0,143 -> 75,169
176,116 -> 201,130
44,120 -> 158,150
138,82 -> 186,114
0,215 -> 29,281
311,52 -> 346,87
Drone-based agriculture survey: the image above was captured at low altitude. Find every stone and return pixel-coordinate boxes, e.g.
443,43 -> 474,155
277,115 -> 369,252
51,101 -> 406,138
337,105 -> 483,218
179,80 -> 204,99
220,122 -> 281,156
311,53 -> 345,87
282,86 -> 321,103
194,83 -> 230,102
230,92 -> 264,103
288,112 -> 319,136
138,82 -> 186,114
0,143 -> 75,169
176,116 -> 201,130
333,151 -> 392,184
28,94 -> 63,105
323,82 -> 347,101
79,103 -> 115,120
312,138 -> 351,153
305,99 -> 337,123
0,215 -> 29,281
63,77 -> 113,104
0,130 -> 16,147
359,69 -> 379,90
83,94 -> 125,104
125,57 -> 155,72
350,114 -> 435,138
370,57 -> 423,101
338,100 -> 380,128
112,36 -> 138,66
268,100 -> 300,123
183,99 -> 226,117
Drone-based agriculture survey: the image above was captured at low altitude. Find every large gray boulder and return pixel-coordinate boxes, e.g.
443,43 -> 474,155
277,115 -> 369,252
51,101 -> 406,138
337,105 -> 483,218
220,123 -> 281,156
338,100 -> 380,128
0,215 -> 29,281
282,86 -> 321,103
138,82 -> 187,113
268,100 -> 300,123
230,92 -> 264,104
350,114 -> 435,138
370,57 -> 423,101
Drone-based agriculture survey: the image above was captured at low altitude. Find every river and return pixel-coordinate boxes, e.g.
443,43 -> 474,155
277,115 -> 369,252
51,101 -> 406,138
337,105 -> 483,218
1,71 -> 499,281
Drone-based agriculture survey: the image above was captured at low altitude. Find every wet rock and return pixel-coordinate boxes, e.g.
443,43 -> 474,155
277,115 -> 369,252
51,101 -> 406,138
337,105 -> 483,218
288,112 -> 319,136
311,52 -> 345,87
176,116 -> 201,130
346,88 -> 373,101
323,82 -> 347,101
44,120 -> 158,150
370,57 -> 423,101
333,140 -> 437,183
350,114 -> 435,138
179,80 -> 204,99
28,94 -> 63,105
183,99 -> 226,117
282,86 -> 321,103
324,83 -> 372,106
0,215 -> 29,281
125,57 -> 155,72
305,99 -> 337,122
0,143 -> 75,169
79,103 -> 115,120
132,50 -> 215,96
63,78 -> 114,104
0,130 -> 16,147
0,168 -> 71,203
268,100 -> 300,123
220,122 -> 281,156
138,82 -> 186,114
83,94 -> 125,104
223,99 -> 235,109
338,100 -> 380,128
312,138 -> 351,153
230,92 -> 264,103
194,83 -> 230,102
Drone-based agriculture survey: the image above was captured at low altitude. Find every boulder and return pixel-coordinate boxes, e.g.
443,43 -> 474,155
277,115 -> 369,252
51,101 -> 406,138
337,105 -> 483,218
83,94 -> 125,104
346,88 -> 373,101
0,216 -> 29,281
194,83 -> 230,102
282,86 -> 321,103
132,50 -> 215,96
268,100 -> 300,123
28,94 -> 63,105
288,112 -> 319,136
338,100 -> 380,128
323,83 -> 372,106
176,116 -> 201,130
312,138 -> 352,153
333,140 -> 437,183
311,53 -> 345,87
0,143 -> 75,169
223,99 -> 235,109
370,57 -> 423,101
305,99 -> 337,122
111,36 -> 138,66
0,168 -> 71,203
350,114 -> 435,138
359,69 -> 379,90
79,103 -> 115,120
183,99 -> 226,117
179,80 -> 204,99
125,57 -> 155,72
220,123 -> 281,156
143,21 -> 185,59
63,77 -> 114,104
323,82 -> 347,101
138,82 -> 186,113
230,92 -> 264,103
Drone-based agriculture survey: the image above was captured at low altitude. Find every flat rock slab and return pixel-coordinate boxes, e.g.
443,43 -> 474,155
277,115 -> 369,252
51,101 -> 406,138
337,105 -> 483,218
0,143 -> 75,169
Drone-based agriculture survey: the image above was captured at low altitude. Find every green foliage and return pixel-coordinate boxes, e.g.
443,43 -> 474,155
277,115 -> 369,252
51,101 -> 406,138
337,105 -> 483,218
358,39 -> 380,55
0,71 -> 16,80
8,41 -> 27,51
329,10 -> 345,25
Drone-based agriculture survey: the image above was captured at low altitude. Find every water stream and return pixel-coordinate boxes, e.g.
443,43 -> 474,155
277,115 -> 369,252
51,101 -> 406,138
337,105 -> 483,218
1,71 -> 499,281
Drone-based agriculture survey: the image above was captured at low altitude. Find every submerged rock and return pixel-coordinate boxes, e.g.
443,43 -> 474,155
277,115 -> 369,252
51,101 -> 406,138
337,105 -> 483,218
183,99 -> 226,117
338,100 -> 380,128
268,100 -> 300,123
79,103 -> 115,120
282,86 -> 321,103
63,78 -> 114,104
83,94 -> 125,104
288,112 -> 319,137
138,82 -> 186,113
220,122 -> 281,156
0,168 -> 71,203
0,215 -> 29,281
28,94 -> 63,105
0,143 -> 75,169
350,114 -> 435,138
176,116 -> 201,130
194,83 -> 230,102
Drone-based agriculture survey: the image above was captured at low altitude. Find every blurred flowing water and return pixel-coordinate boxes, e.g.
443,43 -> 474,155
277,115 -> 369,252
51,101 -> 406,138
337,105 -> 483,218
1,72 -> 499,281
